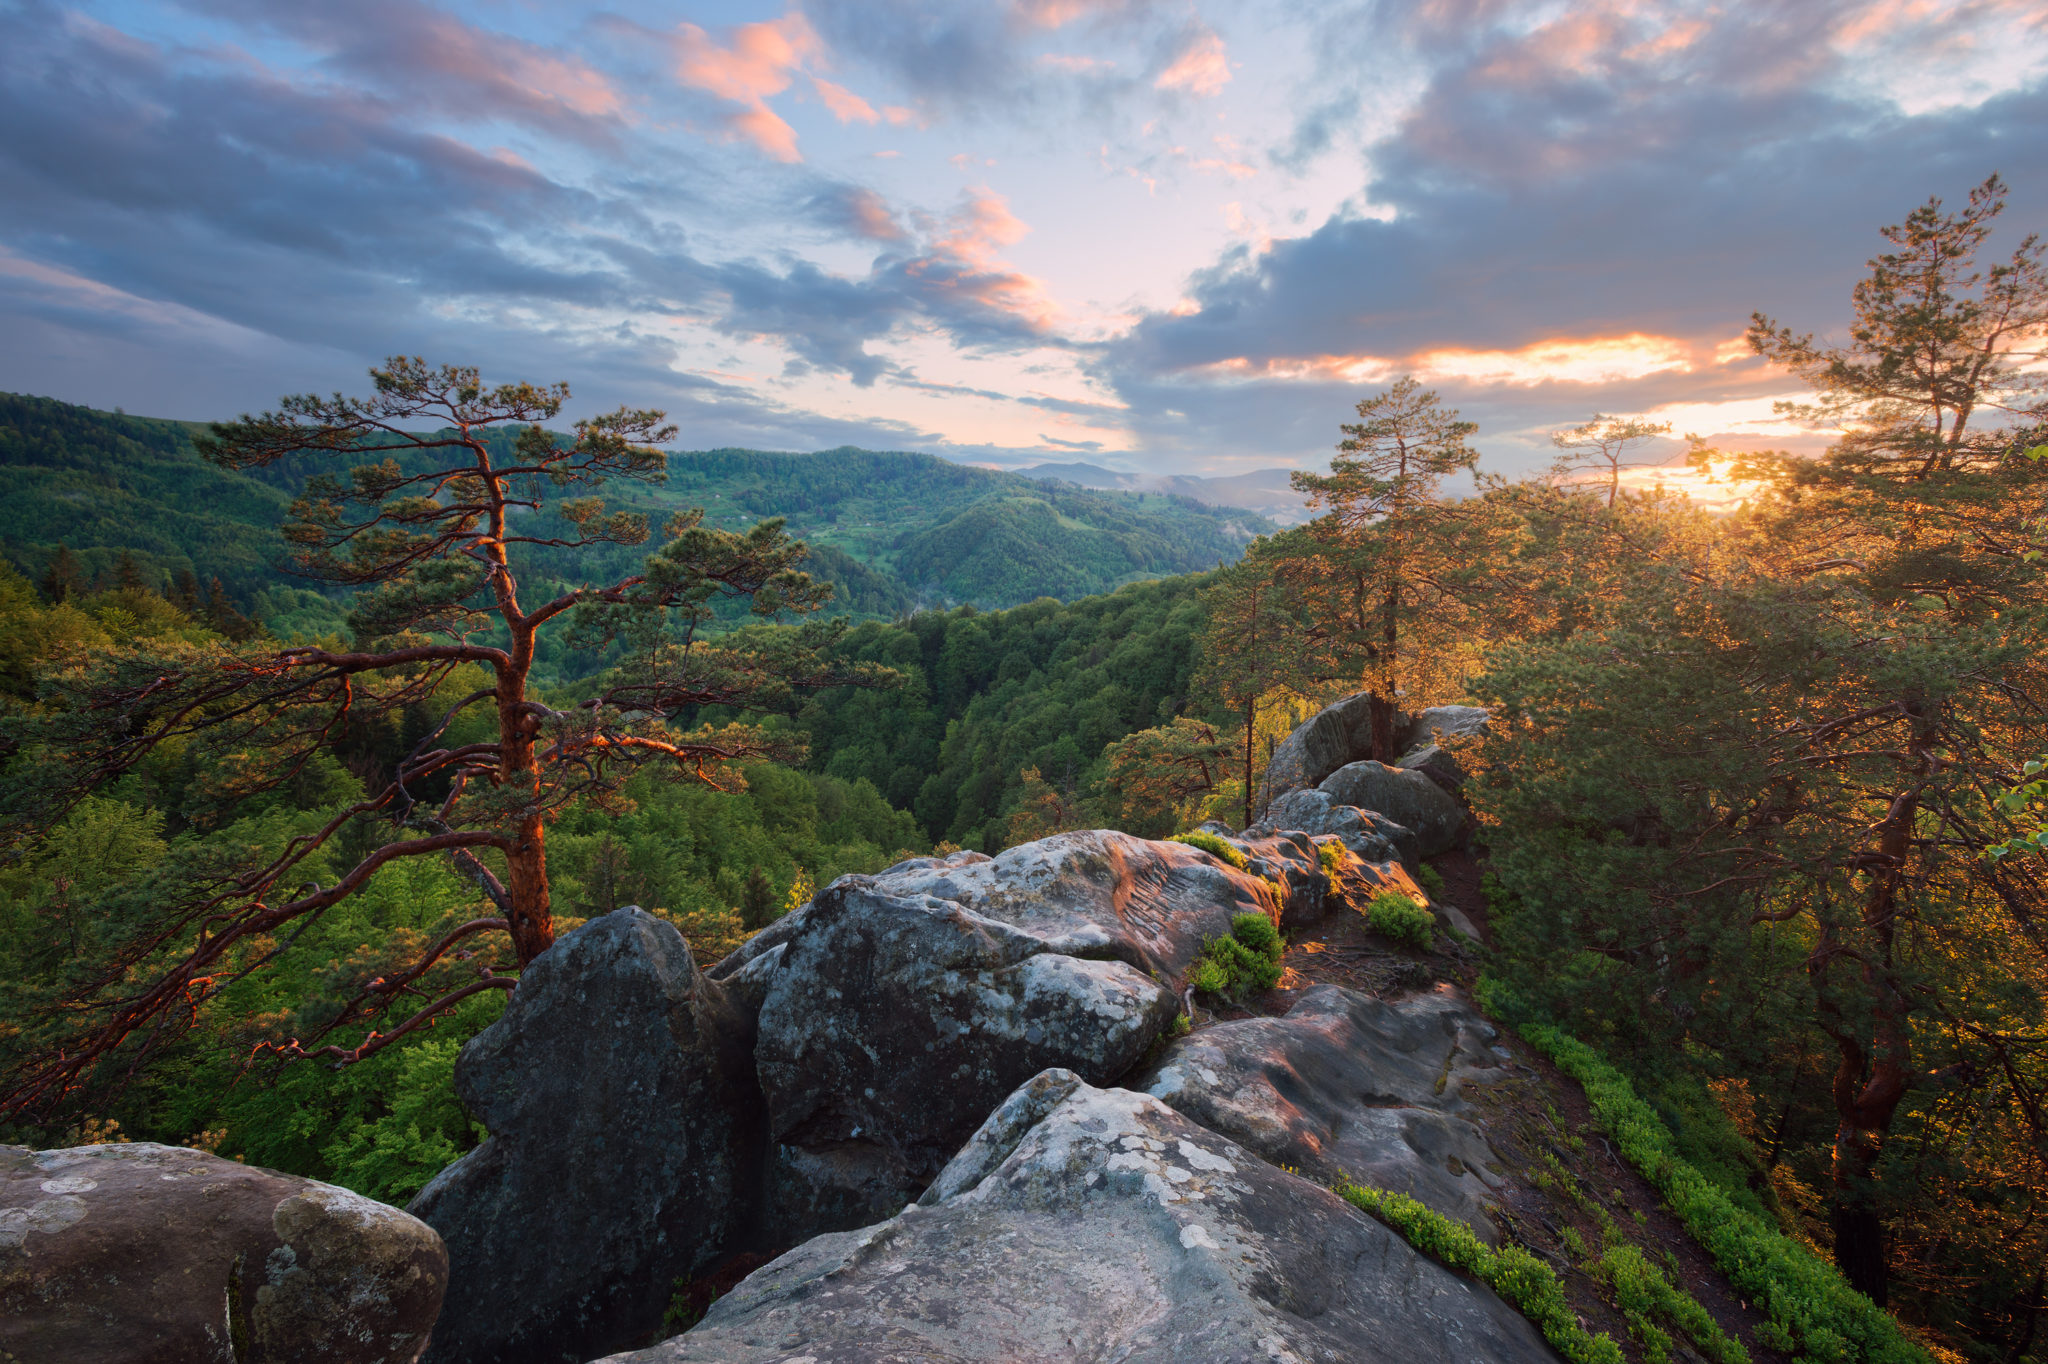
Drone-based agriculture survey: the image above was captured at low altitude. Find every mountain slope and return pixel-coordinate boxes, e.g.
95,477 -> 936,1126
0,396 -> 1269,618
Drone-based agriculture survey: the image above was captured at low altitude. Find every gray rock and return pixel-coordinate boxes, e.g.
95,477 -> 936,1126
1252,786 -> 1418,866
1,1142 -> 445,1364
1318,761 -> 1468,857
1142,985 -> 1510,1242
412,908 -> 761,1364
1262,690 -> 1380,801
733,830 -> 1285,1238
594,1077 -> 1557,1364
1411,705 -> 1491,746
1396,742 -> 1468,791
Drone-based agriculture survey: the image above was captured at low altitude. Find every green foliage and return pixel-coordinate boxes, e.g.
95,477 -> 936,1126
1365,890 -> 1433,948
1317,839 -> 1346,879
1170,829 -> 1248,868
1416,863 -> 1446,898
1519,1022 -> 1928,1364
1337,1181 -> 1624,1364
1595,1243 -> 1751,1364
799,577 -> 1216,847
320,1039 -> 480,1205
0,392 -> 292,602
1190,912 -> 1284,999
1228,910 -> 1281,958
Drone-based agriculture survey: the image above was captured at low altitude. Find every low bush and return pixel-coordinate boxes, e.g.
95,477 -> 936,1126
1417,863 -> 1447,897
1337,1182 -> 1624,1364
1190,911 -> 1284,998
1171,829 -> 1249,869
1318,839 -> 1346,878
1519,1022 -> 1927,1364
1365,890 -> 1434,947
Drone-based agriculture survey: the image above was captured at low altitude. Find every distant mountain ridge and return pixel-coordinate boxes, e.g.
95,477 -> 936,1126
0,393 -> 1271,625
1014,461 -> 1315,526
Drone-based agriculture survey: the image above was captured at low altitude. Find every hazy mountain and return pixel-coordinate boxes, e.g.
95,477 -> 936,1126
1015,462 -> 1314,525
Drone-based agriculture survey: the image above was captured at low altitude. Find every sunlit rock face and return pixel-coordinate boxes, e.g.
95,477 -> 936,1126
1142,984 -> 1512,1243
0,1142 -> 445,1364
731,831 -> 1277,1238
593,1075 -> 1557,1364
1265,690 -> 1381,799
411,908 -> 762,1364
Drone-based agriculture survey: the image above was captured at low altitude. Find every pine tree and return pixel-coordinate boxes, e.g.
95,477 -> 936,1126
38,545 -> 83,604
1,358 -> 890,1119
1289,377 -> 1481,759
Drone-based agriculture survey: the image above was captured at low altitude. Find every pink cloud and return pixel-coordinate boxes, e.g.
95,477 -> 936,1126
1156,29 -> 1230,96
672,10 -> 819,161
813,76 -> 880,124
900,188 -> 1058,332
844,187 -> 906,241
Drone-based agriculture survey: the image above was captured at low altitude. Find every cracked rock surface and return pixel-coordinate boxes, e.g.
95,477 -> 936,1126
721,831 -> 1278,1238
1141,984 -> 1512,1242
594,1075 -> 1557,1364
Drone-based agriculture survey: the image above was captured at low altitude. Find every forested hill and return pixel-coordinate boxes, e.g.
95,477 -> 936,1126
650,446 -> 1266,604
0,393 -> 1268,622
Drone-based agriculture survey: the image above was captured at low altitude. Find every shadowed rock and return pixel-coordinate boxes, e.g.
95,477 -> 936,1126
1318,761 -> 1468,858
412,908 -> 761,1364
1141,984 -> 1511,1242
1,1142 -> 445,1364
1249,788 -> 1417,866
594,1076 -> 1556,1364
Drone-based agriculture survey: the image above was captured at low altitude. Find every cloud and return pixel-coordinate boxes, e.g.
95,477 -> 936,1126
1155,28 -> 1230,97
671,10 -> 820,161
813,76 -> 881,123
181,0 -> 629,142
1094,0 -> 2048,472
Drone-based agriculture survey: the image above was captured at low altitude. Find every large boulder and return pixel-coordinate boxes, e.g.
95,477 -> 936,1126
1319,761 -> 1468,858
595,1075 -> 1556,1364
1410,704 -> 1491,747
1142,985 -> 1510,1242
1,1142 -> 445,1364
736,832 -> 1276,1237
1262,690 -> 1380,800
412,908 -> 761,1364
1251,786 -> 1418,866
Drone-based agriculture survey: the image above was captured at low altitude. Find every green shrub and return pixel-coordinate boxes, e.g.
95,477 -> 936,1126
1171,829 -> 1249,869
1338,1182 -> 1624,1364
1519,1022 -> 1928,1364
1366,890 -> 1434,947
1596,1243 -> 1750,1364
1318,839 -> 1346,878
1188,955 -> 1232,995
1417,863 -> 1446,897
1190,912 -> 1285,998
1229,911 -> 1282,959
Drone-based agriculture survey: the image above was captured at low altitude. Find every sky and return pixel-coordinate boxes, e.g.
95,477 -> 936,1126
2,0 -> 2045,484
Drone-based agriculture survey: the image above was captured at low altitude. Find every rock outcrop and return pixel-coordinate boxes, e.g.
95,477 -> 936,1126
594,1075 -> 1556,1364
411,908 -> 761,1364
1262,697 -> 1491,809
1142,984 -> 1510,1241
729,831 -> 1277,1237
1249,788 -> 1418,866
1,1141 -> 445,1364
1318,760 -> 1469,858
1263,690 -> 1381,799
